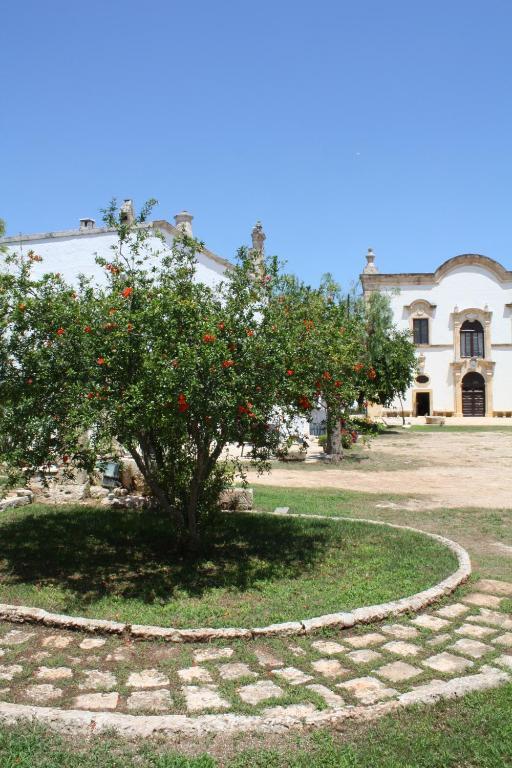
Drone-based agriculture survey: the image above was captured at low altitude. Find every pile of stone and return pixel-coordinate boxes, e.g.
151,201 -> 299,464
0,489 -> 33,512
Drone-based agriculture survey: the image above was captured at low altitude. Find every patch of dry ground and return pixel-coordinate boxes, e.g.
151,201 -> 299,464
248,431 -> 512,509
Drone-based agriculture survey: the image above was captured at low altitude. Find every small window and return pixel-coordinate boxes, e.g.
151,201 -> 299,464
413,318 -> 429,345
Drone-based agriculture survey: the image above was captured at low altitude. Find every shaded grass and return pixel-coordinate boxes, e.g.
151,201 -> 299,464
0,682 -> 510,766
0,502 -> 455,628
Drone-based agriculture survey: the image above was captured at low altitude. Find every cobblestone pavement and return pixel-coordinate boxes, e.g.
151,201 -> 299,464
0,579 -> 509,726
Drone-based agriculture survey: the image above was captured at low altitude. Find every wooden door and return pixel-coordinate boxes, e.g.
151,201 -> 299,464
462,373 -> 485,416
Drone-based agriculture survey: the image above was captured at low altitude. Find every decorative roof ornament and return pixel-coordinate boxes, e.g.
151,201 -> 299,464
120,199 -> 135,225
174,211 -> 194,237
251,221 -> 266,255
363,247 -> 379,274
251,220 -> 266,276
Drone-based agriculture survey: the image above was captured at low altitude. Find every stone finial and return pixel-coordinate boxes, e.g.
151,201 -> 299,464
174,211 -> 194,237
251,221 -> 266,255
363,247 -> 379,274
120,199 -> 135,225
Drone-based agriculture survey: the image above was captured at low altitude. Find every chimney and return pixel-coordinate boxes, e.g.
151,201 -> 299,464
79,218 -> 96,231
120,199 -> 135,225
363,247 -> 379,274
174,210 -> 194,237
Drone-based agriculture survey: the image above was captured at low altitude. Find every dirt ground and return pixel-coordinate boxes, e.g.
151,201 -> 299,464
247,430 -> 512,510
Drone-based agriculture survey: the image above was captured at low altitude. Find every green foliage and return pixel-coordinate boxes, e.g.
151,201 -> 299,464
0,199 -> 417,544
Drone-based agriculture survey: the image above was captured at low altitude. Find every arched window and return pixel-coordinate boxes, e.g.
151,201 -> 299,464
460,320 -> 484,358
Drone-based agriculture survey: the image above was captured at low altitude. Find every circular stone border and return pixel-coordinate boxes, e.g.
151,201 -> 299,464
0,667 -> 507,739
0,513 -> 471,641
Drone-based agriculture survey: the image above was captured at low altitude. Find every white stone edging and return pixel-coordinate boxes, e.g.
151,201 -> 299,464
0,666 -> 506,738
0,514 -> 471,642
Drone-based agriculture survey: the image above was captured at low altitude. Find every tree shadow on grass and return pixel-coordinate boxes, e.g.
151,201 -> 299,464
0,506 -> 333,608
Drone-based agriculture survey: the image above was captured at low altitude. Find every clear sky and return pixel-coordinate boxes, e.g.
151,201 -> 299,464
2,1 -> 512,287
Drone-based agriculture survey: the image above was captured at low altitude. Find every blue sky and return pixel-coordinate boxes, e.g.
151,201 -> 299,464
2,1 -> 512,287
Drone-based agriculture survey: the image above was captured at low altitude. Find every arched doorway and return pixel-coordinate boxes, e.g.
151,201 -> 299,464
462,372 -> 485,416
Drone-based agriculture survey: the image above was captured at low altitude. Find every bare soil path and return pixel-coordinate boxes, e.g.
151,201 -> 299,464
247,431 -> 512,509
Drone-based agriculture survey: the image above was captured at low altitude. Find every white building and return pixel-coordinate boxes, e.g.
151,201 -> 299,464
0,200 -> 232,289
360,250 -> 512,418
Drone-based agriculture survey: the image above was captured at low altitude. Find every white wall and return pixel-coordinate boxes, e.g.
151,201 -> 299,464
384,263 -> 512,413
1,228 -> 228,289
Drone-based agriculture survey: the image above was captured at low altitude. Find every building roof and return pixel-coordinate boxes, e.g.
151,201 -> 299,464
0,218 -> 233,271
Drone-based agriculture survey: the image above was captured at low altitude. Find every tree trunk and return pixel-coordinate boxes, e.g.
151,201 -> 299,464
326,410 -> 344,463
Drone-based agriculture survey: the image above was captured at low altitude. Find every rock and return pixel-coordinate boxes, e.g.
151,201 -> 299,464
0,665 -> 23,681
448,638 -> 493,658
79,670 -> 117,690
218,663 -> 257,681
345,632 -> 386,649
193,648 -> 234,663
127,689 -> 172,711
73,692 -> 119,710
218,488 -> 254,511
376,661 -> 422,682
422,652 -> 474,674
311,659 -> 348,679
127,669 -> 170,688
238,680 -> 284,705
79,638 -> 106,650
346,650 -> 382,664
177,667 -> 213,683
89,486 -> 109,499
0,630 -> 36,646
337,676 -> 397,704
272,666 -> 313,685
34,482 -> 90,505
381,641 -> 421,657
306,684 -> 345,708
310,640 -> 346,655
24,684 -> 63,702
182,685 -> 230,712
41,635 -> 72,649
36,666 -> 73,681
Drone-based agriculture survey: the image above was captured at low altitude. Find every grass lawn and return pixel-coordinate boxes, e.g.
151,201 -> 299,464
0,682 -> 510,767
0,503 -> 455,627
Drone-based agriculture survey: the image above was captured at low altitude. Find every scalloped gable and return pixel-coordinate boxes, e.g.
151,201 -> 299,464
361,253 -> 512,288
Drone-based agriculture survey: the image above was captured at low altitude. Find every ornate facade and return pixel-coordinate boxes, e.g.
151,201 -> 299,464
361,251 -> 512,417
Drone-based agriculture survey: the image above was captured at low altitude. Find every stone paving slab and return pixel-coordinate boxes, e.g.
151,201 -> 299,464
411,615 -> 451,631
381,641 -> 421,657
454,623 -> 496,639
346,649 -> 382,664
238,680 -> 284,705
376,661 -> 422,683
0,580 -> 508,736
337,676 -> 398,704
473,579 -> 512,597
422,652 -> 474,674
462,593 -> 503,609
310,640 -> 346,655
182,685 -> 230,712
448,639 -> 493,659
435,603 -> 470,619
345,633 -> 386,649
311,659 -> 349,679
